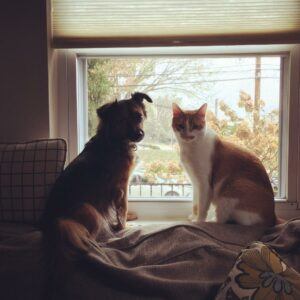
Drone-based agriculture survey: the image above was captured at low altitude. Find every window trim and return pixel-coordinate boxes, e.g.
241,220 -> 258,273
78,49 -> 289,200
52,44 -> 300,220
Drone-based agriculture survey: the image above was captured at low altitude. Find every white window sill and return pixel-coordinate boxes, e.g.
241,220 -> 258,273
127,220 -> 183,228
128,197 -> 289,203
128,198 -> 299,222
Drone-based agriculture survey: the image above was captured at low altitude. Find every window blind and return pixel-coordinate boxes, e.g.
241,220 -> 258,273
52,0 -> 300,48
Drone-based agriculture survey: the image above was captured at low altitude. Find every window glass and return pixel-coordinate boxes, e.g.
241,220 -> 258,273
87,56 -> 281,198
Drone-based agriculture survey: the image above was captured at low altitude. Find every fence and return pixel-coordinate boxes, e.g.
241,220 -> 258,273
128,183 -> 192,198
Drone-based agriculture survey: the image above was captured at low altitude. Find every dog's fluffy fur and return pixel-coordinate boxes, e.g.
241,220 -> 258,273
40,92 -> 152,256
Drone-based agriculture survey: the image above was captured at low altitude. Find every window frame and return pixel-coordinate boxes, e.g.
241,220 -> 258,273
52,44 -> 300,220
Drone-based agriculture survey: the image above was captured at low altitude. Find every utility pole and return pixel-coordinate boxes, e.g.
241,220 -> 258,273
215,98 -> 219,118
254,56 -> 261,133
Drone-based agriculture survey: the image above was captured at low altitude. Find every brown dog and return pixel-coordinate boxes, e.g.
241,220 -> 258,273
40,92 -> 152,255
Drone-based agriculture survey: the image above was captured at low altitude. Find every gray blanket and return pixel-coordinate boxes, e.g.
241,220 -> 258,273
0,219 -> 299,300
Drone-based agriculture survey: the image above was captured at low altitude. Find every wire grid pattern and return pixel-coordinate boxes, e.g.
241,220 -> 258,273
0,139 -> 66,224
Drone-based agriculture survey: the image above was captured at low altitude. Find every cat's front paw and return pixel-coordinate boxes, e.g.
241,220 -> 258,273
188,215 -> 206,224
188,213 -> 197,222
193,216 -> 207,224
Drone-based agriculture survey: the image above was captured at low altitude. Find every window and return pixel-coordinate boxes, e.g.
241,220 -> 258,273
82,55 -> 282,197
55,45 -> 300,220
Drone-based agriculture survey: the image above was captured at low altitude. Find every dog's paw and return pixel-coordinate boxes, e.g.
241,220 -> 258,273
127,211 -> 138,221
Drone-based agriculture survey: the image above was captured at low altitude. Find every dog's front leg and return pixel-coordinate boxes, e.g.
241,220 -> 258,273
112,188 -> 127,230
127,211 -> 138,221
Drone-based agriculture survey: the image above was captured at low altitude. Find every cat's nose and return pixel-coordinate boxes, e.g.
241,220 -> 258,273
182,134 -> 195,141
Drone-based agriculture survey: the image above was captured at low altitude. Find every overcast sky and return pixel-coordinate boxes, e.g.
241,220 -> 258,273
148,56 -> 281,119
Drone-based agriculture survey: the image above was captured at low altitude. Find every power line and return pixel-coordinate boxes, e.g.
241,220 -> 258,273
88,61 -> 280,72
105,68 -> 280,78
109,76 -> 280,88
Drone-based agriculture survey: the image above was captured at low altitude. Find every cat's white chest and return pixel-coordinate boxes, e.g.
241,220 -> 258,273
179,131 -> 216,181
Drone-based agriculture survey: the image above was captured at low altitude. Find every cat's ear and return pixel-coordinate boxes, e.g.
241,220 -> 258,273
172,103 -> 183,117
197,103 -> 207,117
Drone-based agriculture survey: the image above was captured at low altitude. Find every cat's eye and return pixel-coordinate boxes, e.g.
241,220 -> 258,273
177,124 -> 185,130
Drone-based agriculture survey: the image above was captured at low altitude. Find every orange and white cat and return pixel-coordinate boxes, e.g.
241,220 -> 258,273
172,102 -> 276,226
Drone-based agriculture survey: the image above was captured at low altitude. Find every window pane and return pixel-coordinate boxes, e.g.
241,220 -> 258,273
87,56 -> 281,199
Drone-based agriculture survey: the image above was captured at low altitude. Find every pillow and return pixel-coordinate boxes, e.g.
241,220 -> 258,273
0,139 -> 66,224
215,241 -> 300,300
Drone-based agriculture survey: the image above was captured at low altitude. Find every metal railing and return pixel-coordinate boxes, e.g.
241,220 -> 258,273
128,183 -> 192,198
128,181 -> 279,199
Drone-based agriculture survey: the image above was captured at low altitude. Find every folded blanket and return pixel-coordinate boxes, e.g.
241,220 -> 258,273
0,219 -> 299,300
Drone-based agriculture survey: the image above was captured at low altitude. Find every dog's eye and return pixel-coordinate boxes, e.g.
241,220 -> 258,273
133,112 -> 143,123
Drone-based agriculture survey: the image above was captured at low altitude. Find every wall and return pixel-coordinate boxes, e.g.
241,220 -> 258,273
0,0 -> 49,142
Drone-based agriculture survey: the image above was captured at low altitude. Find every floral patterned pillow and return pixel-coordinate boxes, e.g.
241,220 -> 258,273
215,242 -> 300,300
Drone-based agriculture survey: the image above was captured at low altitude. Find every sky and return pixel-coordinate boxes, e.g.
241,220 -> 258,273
148,56 -> 281,119
89,55 -> 281,121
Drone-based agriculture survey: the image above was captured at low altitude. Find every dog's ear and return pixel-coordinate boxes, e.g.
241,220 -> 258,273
131,92 -> 153,103
97,100 -> 118,120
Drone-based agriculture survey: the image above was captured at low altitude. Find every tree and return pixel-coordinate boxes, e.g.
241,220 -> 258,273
87,58 -> 213,136
207,91 -> 279,193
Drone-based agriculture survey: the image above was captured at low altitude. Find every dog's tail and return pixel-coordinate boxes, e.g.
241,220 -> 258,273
60,203 -> 103,255
276,217 -> 286,225
56,218 -> 91,255
42,218 -> 92,260
40,208 -> 99,300
42,203 -> 103,258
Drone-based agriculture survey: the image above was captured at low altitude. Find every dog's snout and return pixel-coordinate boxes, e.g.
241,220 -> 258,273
135,129 -> 144,141
129,129 -> 144,142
